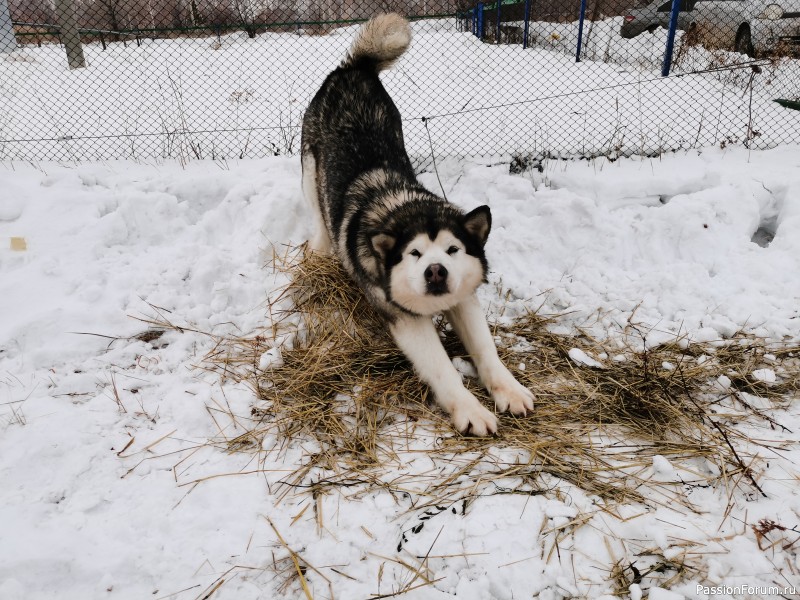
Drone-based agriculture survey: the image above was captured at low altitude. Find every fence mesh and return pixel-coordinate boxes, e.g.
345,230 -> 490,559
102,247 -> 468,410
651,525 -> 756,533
1,0 -> 799,164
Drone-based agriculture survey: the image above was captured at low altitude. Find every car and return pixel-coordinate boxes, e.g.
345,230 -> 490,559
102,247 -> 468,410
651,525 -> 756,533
694,0 -> 800,56
621,0 -> 800,57
621,0 -> 696,40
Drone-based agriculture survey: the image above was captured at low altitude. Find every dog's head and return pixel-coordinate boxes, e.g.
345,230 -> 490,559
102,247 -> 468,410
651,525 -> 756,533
369,204 -> 491,316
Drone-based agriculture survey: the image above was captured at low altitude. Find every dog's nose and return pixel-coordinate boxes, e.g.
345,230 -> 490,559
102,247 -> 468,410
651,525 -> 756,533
424,263 -> 448,284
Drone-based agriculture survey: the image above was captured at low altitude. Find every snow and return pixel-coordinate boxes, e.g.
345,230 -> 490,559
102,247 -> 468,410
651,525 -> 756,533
648,588 -> 685,600
752,368 -> 777,384
2,143 -> 799,599
2,21 -> 800,600
259,347 -> 284,370
568,348 -> 605,368
651,455 -> 678,483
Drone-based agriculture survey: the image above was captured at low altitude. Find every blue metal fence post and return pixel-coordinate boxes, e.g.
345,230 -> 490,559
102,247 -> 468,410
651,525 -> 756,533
661,0 -> 681,76
477,3 -> 485,40
575,0 -> 588,62
0,0 -> 17,53
496,0 -> 502,44
522,0 -> 532,49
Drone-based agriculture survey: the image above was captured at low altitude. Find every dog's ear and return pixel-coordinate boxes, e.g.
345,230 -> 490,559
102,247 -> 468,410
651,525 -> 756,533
369,232 -> 396,260
463,205 -> 491,247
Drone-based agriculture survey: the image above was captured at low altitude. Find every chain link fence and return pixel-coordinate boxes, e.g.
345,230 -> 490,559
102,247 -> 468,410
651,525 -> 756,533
1,0 -> 799,164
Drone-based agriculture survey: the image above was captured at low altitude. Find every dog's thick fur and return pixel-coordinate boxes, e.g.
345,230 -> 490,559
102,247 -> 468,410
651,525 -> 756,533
301,14 -> 534,435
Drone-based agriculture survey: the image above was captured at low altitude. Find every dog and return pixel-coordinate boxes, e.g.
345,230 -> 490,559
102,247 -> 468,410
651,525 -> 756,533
300,13 -> 534,435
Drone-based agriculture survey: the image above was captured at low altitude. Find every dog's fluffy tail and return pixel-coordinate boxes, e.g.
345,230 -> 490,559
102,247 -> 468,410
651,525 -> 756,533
342,13 -> 411,72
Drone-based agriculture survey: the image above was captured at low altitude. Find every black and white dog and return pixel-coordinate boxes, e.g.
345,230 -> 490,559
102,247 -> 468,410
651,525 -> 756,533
300,14 -> 534,435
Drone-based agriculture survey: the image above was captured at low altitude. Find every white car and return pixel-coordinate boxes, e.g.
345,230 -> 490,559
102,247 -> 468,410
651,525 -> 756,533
693,0 -> 800,56
621,0 -> 800,56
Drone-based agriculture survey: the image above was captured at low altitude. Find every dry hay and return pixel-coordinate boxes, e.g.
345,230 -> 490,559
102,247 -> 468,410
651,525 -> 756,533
199,246 -> 799,508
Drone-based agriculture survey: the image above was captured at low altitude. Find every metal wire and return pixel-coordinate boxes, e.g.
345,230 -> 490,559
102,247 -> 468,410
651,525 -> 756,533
418,59 -> 773,120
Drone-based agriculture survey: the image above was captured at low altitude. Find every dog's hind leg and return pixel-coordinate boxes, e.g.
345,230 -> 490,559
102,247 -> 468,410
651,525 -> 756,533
390,316 -> 498,436
301,152 -> 332,253
445,294 -> 535,416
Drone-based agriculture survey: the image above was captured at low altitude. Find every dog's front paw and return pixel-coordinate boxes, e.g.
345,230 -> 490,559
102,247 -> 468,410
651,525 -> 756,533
491,376 -> 535,416
451,400 -> 498,437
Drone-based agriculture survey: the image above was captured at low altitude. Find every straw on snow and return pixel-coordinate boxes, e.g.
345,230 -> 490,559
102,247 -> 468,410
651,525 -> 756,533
196,246 -> 798,506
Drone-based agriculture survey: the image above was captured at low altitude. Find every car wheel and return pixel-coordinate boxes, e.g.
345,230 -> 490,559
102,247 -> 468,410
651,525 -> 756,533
735,25 -> 754,57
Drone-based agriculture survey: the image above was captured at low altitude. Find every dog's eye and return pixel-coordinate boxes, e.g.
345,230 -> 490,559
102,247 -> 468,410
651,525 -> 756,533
410,249 -> 421,258
447,246 -> 459,255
